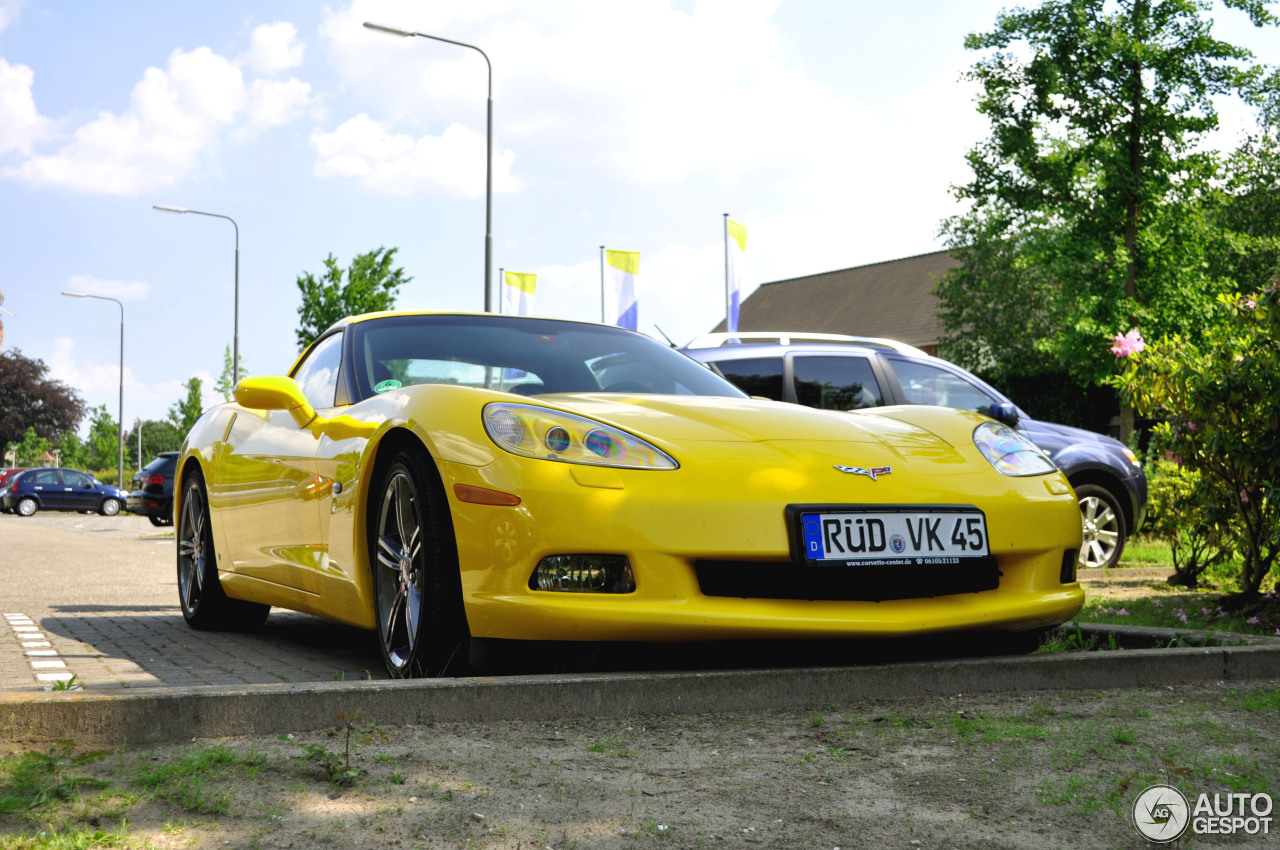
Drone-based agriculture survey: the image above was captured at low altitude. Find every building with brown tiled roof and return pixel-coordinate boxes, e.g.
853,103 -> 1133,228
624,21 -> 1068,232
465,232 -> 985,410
711,249 -> 958,355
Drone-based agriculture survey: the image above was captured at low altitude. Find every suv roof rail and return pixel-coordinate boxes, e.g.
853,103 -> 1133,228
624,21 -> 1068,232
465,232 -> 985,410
682,331 -> 931,357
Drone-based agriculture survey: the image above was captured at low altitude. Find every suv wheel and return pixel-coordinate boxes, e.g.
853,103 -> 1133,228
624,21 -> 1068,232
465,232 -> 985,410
1076,484 -> 1126,570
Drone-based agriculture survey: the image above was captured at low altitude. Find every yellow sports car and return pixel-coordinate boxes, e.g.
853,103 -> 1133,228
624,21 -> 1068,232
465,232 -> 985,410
176,312 -> 1084,677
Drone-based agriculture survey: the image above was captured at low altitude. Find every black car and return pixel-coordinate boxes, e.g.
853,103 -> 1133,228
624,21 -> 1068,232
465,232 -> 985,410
127,451 -> 179,526
1,467 -> 128,517
683,332 -> 1148,570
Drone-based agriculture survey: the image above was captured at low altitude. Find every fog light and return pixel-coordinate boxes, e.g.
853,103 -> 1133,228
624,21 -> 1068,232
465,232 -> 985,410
1061,549 -> 1078,583
532,555 -> 634,593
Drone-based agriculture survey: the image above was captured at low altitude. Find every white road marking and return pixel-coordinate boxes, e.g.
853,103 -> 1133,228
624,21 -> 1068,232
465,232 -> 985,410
6,612 -> 79,689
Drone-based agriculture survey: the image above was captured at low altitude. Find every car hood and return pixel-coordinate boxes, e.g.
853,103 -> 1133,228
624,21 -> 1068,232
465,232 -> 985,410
1018,417 -> 1127,458
534,393 -> 969,458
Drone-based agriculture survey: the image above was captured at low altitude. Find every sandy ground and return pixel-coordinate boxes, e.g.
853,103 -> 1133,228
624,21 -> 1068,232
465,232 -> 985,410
3,681 -> 1278,848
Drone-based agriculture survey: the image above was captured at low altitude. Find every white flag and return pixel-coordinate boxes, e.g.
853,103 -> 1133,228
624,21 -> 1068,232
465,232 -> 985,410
603,250 -> 639,330
725,218 -> 747,335
502,271 -> 536,316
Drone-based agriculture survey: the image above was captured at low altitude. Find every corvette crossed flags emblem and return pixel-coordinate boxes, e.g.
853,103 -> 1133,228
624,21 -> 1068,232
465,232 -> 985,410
834,465 -> 892,481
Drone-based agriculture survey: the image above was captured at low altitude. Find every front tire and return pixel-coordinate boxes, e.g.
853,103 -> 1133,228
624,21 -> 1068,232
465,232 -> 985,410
100,498 -> 122,516
16,497 -> 37,517
1076,484 -> 1126,570
369,448 -> 469,678
177,469 -> 269,631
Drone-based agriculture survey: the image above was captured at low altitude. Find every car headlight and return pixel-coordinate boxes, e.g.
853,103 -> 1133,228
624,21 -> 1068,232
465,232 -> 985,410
973,421 -> 1057,476
483,403 -> 678,469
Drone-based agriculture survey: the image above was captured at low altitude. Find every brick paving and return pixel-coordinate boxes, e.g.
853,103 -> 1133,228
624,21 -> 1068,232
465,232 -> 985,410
0,513 -> 387,692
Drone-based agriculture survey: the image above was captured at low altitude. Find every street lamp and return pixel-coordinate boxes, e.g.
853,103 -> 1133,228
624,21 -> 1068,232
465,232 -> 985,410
62,291 -> 124,488
363,21 -> 494,312
152,205 -> 241,383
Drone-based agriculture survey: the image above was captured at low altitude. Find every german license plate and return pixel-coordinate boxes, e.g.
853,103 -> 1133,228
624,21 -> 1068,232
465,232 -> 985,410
791,506 -> 989,567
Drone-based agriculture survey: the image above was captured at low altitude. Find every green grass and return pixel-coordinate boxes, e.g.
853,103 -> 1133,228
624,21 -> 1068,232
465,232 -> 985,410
1076,593 -> 1271,635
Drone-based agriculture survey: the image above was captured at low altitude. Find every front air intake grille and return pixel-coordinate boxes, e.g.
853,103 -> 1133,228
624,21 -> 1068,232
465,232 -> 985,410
694,558 -> 1001,602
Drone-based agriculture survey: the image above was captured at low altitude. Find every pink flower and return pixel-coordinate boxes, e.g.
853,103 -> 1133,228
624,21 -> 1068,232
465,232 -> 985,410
1186,422 -> 1197,431
1111,329 -> 1146,357
1248,617 -> 1260,625
1244,298 -> 1257,310
1152,600 -> 1163,607
1177,613 -> 1189,623
1116,608 -> 1129,616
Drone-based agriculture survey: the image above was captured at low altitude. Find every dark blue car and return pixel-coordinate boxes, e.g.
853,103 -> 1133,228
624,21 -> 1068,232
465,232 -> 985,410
683,333 -> 1147,570
0,467 -> 128,517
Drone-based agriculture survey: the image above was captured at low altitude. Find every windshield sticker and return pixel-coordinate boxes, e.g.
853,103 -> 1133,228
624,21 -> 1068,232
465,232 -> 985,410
374,379 -> 402,393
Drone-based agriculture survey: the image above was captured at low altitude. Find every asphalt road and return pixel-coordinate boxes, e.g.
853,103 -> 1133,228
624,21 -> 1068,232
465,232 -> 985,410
0,511 -> 388,692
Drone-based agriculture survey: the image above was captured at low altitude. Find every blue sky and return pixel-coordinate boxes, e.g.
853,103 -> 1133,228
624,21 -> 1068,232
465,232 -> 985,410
0,0 -> 1270,431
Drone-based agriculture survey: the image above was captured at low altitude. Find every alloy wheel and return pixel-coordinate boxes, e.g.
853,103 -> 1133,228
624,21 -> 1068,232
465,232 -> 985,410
375,468 -> 424,673
1078,494 -> 1121,569
177,484 -> 208,615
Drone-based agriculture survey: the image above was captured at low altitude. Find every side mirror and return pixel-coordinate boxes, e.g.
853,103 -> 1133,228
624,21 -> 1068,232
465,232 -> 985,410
234,376 -> 317,428
988,401 -> 1021,428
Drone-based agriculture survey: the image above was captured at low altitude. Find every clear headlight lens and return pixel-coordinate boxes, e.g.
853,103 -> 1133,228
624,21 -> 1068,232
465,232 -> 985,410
483,403 -> 678,469
973,420 -> 1057,476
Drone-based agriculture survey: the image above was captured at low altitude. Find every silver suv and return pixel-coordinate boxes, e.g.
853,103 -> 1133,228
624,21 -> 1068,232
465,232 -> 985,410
683,332 -> 1147,570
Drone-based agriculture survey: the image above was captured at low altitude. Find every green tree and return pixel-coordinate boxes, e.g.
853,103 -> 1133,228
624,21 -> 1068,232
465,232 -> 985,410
57,430 -> 88,471
0,347 -> 86,453
124,419 -> 185,470
83,405 -> 120,480
295,247 -> 411,351
10,427 -> 50,466
213,344 -> 248,401
937,0 -> 1279,437
168,377 -> 205,434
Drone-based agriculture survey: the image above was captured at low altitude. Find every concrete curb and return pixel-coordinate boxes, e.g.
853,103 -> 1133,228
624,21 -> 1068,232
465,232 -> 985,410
4,637 -> 1278,746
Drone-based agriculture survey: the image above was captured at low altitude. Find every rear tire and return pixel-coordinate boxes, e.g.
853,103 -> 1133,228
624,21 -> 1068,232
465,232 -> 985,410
16,497 -> 37,517
369,447 -> 470,678
1076,484 -> 1126,570
177,469 -> 269,631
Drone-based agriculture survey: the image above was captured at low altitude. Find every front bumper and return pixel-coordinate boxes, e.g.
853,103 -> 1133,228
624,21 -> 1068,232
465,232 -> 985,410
443,445 -> 1086,643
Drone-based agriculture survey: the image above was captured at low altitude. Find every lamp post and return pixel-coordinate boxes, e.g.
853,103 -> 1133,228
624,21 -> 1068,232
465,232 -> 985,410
363,21 -> 493,312
62,292 -> 124,488
152,206 -> 241,383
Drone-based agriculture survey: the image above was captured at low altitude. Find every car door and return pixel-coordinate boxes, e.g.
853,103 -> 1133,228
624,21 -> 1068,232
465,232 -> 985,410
60,469 -> 99,512
213,332 -> 343,594
23,469 -> 64,509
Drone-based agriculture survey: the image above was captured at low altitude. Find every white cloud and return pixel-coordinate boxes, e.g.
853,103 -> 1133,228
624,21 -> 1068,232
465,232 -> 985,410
244,78 -> 312,131
63,274 -> 151,301
49,337 -> 219,434
0,57 -> 51,155
5,47 -> 246,194
242,21 -> 305,74
310,113 -> 519,197
0,0 -> 21,33
5,38 -> 315,194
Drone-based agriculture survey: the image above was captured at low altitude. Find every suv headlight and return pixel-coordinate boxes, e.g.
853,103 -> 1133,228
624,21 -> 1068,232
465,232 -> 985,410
483,403 -> 678,469
973,421 -> 1056,476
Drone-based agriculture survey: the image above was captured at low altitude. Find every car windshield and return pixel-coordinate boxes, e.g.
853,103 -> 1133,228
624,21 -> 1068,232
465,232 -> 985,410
349,315 -> 746,402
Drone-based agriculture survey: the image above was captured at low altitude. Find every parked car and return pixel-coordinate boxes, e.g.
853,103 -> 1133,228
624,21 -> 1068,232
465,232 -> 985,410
1,467 -> 127,517
127,451 -> 179,526
174,312 -> 1084,678
0,468 -> 30,513
682,332 -> 1147,570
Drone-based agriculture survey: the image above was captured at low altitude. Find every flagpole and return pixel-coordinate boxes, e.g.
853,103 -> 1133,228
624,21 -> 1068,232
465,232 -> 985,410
498,268 -> 504,314
723,213 -> 730,331
599,245 -> 606,323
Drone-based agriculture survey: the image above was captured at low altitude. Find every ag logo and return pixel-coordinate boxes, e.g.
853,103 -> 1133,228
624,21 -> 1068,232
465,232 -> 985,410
1133,784 -> 1190,843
